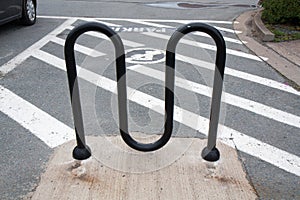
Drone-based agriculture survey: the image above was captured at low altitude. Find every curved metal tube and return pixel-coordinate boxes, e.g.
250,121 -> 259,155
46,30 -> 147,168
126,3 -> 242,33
64,22 -> 126,159
124,23 -> 226,152
65,22 -> 226,157
166,23 -> 226,161
64,22 -> 173,153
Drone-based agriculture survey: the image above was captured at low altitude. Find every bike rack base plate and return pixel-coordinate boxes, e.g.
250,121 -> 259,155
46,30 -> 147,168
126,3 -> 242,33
27,136 -> 257,200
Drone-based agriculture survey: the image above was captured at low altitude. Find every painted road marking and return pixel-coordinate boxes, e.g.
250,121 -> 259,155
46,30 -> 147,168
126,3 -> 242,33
1,17 -> 299,178
175,54 -> 300,96
38,16 -> 235,24
85,19 -> 245,45
40,26 -> 300,128
128,64 -> 300,129
126,48 -> 165,64
69,17 -> 122,27
142,32 -> 268,61
29,49 -> 300,177
69,22 -> 300,95
125,19 -> 246,44
193,31 -> 246,44
51,37 -> 105,57
128,19 -> 241,34
65,18 -> 297,95
0,85 -> 74,148
0,18 -> 76,76
110,27 -> 167,33
1,17 -> 297,98
0,17 -> 298,98
40,15 -> 245,44
67,26 -> 145,48
123,19 -> 170,28
37,28 -> 300,128
174,20 -> 242,33
66,24 -> 300,96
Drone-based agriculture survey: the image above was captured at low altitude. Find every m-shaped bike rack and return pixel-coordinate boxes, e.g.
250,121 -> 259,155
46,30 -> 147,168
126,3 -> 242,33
64,22 -> 226,162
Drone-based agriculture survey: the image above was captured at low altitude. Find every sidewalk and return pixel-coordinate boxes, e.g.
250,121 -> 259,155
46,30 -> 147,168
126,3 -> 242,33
234,9 -> 300,90
25,136 -> 257,200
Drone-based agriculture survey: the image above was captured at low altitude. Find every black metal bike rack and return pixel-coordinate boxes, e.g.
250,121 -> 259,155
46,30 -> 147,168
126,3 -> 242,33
64,22 -> 226,162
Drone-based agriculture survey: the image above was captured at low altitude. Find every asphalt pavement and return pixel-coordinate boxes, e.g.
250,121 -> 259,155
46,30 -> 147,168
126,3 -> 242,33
0,1 -> 299,199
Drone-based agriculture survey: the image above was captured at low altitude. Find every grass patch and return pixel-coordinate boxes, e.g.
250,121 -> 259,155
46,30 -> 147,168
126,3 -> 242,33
265,23 -> 300,42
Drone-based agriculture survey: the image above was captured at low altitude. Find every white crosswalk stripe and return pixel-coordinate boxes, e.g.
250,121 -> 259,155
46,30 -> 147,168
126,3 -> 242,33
51,37 -> 105,57
175,54 -> 300,95
128,65 -> 300,128
0,85 -> 74,148
0,17 -> 299,177
31,49 -> 300,177
142,32 -> 267,61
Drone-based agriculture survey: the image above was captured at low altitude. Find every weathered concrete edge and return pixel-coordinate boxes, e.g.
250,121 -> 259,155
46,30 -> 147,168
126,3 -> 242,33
27,137 -> 258,200
234,10 -> 300,89
253,8 -> 274,42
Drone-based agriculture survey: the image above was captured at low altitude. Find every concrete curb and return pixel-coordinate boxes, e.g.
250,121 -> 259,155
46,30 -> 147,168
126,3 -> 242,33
234,10 -> 300,89
253,8 -> 274,42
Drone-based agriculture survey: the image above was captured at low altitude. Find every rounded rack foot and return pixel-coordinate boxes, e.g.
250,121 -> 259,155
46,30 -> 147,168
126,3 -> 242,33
201,146 -> 220,162
72,145 -> 91,160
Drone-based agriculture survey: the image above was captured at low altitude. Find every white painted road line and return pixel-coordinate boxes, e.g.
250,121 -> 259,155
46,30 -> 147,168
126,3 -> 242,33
219,127 -> 300,177
126,19 -> 246,44
39,16 -> 243,44
2,16 -> 296,97
176,21 -> 242,34
67,20 -> 298,96
38,16 -> 235,24
176,54 -> 300,96
0,18 -> 77,76
106,18 -> 236,25
0,85 -> 74,148
142,32 -> 268,61
32,50 -> 300,177
124,19 -> 169,28
67,26 -> 145,48
193,32 -> 246,44
128,65 -> 300,128
128,18 -> 241,34
214,26 -> 241,34
45,17 -> 297,96
51,37 -> 105,57
73,17 -> 122,27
